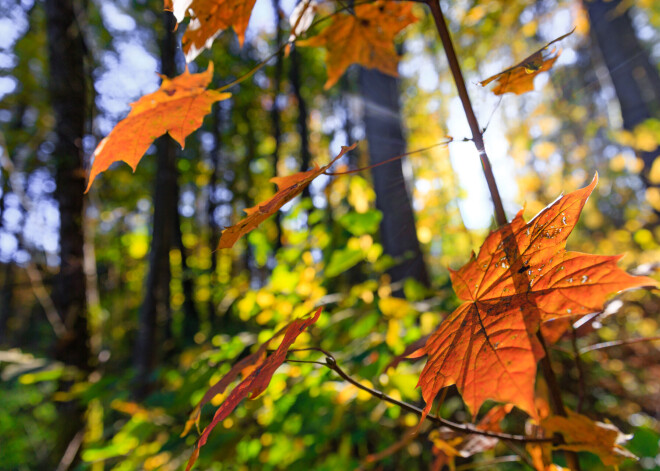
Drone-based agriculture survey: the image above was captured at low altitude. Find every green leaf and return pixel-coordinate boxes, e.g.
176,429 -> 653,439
338,210 -> 382,236
325,248 -> 364,277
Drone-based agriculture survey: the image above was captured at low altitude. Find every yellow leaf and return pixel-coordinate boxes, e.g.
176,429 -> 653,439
542,411 -> 637,466
480,29 -> 573,95
86,63 -> 229,191
299,1 -> 416,89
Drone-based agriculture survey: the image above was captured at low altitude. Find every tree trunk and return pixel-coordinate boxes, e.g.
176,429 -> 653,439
358,69 -> 430,287
134,10 -> 178,399
586,0 -> 660,184
45,0 -> 89,466
290,47 -> 312,191
176,209 -> 200,343
207,105 -> 222,326
0,173 -> 10,345
271,0 -> 283,248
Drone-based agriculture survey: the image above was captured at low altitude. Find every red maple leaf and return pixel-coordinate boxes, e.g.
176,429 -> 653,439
185,307 -> 322,471
415,174 -> 656,422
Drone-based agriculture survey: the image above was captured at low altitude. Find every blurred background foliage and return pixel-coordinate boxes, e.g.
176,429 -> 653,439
0,0 -> 659,469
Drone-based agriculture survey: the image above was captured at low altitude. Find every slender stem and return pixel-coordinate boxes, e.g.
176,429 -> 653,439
456,456 -> 521,470
537,330 -> 582,470
425,0 -> 507,227
324,139 -> 453,175
318,356 -> 553,444
426,1 -> 579,467
571,325 -> 586,413
579,336 -> 660,355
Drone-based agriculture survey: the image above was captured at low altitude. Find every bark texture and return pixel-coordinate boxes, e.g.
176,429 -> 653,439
586,0 -> 660,183
135,10 -> 179,399
45,0 -> 89,465
358,68 -> 429,286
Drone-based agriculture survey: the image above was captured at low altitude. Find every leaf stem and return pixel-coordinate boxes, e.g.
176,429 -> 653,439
323,139 -> 452,176
425,0 -> 507,227
537,330 -> 582,470
425,3 -> 579,467
288,350 -> 554,444
579,335 -> 660,355
570,324 -> 586,413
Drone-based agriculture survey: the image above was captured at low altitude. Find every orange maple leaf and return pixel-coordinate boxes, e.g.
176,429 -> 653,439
298,1 -> 416,89
86,63 -> 228,192
180,323 -> 294,438
218,143 -> 357,249
185,308 -> 322,471
430,404 -> 513,470
542,410 -> 637,466
479,29 -> 573,95
415,174 -> 656,422
169,0 -> 257,61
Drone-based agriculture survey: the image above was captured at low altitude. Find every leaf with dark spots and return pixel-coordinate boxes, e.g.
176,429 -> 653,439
416,174 -> 656,422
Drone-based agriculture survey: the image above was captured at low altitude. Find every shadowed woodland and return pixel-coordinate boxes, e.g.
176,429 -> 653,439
1,0 -> 660,470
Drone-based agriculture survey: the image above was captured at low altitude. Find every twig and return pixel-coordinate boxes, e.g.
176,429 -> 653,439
571,324 -> 586,413
537,330 -> 581,470
424,3 -> 580,467
55,428 -> 85,471
323,139 -> 453,176
425,0 -> 506,227
289,350 -> 553,444
579,336 -> 660,355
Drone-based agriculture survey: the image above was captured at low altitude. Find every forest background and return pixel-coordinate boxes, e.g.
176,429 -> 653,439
1,0 -> 660,469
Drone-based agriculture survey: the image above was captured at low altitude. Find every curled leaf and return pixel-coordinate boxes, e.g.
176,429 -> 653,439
298,1 -> 416,89
169,0 -> 258,61
218,143 -> 357,249
180,324 -> 291,438
86,63 -> 228,192
185,308 -> 322,471
479,29 -> 574,95
542,410 -> 637,466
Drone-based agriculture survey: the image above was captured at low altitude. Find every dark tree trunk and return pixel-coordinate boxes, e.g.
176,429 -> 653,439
586,0 -> 660,183
134,10 -> 178,399
207,106 -> 222,326
358,69 -> 430,287
45,0 -> 89,466
290,47 -> 312,189
0,262 -> 12,345
176,209 -> 200,343
271,0 -> 283,248
0,174 -> 10,345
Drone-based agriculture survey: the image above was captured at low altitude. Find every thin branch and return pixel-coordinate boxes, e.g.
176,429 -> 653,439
571,324 -> 586,413
536,330 -> 581,470
295,351 -> 554,444
425,0 -> 506,227
579,336 -> 660,355
215,0 -> 369,94
55,428 -> 85,471
324,139 -> 453,176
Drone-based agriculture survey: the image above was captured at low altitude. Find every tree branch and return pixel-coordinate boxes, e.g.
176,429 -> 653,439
425,0 -> 507,227
579,336 -> 660,355
424,3 -> 580,467
288,350 -> 553,444
537,330 -> 582,470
